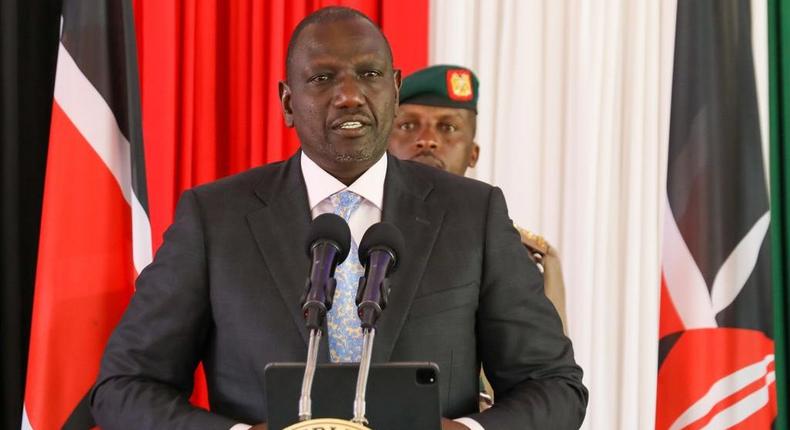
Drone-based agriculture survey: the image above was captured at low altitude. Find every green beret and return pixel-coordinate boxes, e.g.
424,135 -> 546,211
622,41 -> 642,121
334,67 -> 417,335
399,65 -> 479,113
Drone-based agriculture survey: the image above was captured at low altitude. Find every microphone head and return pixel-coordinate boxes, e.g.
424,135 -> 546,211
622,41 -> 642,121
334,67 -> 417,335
358,222 -> 405,272
306,213 -> 351,263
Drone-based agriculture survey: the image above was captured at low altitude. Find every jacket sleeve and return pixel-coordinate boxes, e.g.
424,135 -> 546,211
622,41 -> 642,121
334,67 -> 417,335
469,187 -> 589,429
90,190 -> 238,430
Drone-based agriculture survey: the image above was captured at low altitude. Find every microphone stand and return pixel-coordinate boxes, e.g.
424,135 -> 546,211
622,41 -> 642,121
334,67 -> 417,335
351,327 -> 375,425
298,273 -> 337,421
298,328 -> 322,421
351,272 -> 391,426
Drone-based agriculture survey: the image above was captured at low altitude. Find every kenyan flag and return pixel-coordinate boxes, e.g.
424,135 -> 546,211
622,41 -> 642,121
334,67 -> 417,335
656,1 -> 785,429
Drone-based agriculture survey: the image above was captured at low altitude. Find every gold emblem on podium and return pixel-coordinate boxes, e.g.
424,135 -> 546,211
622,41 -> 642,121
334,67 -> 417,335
283,418 -> 372,430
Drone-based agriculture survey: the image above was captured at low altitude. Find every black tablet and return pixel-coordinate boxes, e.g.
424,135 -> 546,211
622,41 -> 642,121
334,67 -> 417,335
264,362 -> 441,430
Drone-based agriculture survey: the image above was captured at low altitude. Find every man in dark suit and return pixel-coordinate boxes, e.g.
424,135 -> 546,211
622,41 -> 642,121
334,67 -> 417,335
90,7 -> 587,430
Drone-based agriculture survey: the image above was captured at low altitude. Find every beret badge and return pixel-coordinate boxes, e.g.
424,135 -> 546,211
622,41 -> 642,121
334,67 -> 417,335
446,69 -> 474,101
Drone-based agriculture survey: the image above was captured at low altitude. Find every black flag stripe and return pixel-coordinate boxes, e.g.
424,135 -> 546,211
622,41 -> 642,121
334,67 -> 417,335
666,0 -> 773,336
60,0 -> 149,215
667,0 -> 769,293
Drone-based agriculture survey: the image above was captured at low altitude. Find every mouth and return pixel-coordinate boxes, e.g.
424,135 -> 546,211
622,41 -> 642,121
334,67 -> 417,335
330,117 -> 371,137
411,153 -> 445,170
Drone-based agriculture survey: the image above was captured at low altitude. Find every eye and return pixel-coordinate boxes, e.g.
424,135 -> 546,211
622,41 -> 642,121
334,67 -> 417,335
309,74 -> 330,83
361,70 -> 382,79
439,123 -> 458,133
398,122 -> 415,131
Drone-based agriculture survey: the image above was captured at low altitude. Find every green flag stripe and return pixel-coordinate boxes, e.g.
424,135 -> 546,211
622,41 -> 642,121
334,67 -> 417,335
768,0 -> 789,429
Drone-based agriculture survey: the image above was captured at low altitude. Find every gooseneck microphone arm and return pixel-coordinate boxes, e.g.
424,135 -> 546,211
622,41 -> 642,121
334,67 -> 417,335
297,214 -> 351,422
351,222 -> 405,425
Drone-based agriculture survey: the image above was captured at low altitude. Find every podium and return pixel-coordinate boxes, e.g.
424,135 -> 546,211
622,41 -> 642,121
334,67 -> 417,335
264,362 -> 442,430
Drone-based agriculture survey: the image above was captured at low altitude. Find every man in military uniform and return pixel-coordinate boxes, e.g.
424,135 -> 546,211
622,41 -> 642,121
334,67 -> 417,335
388,65 -> 567,330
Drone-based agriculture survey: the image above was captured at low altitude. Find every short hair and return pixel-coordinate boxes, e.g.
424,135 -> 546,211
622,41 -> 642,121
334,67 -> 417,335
285,7 -> 394,81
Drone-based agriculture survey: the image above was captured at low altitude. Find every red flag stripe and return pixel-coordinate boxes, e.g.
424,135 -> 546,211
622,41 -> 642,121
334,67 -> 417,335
656,328 -> 777,430
668,354 -> 774,429
24,102 -> 137,429
685,365 -> 775,429
715,382 -> 778,430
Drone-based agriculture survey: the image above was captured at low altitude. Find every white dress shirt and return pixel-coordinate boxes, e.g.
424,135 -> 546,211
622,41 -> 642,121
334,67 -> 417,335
232,152 -> 483,430
301,151 -> 385,240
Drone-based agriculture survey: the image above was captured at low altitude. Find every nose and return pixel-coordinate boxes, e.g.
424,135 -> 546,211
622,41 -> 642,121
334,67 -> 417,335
333,76 -> 365,109
415,126 -> 439,151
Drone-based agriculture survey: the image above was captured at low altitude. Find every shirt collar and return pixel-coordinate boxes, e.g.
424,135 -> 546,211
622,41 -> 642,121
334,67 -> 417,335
301,151 -> 387,211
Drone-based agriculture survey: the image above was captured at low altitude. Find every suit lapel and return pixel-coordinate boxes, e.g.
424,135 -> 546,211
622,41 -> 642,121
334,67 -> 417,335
246,154 -> 315,349
374,155 -> 445,362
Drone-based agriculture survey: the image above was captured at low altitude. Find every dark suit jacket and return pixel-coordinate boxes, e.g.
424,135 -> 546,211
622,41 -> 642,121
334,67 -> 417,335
90,152 -> 588,429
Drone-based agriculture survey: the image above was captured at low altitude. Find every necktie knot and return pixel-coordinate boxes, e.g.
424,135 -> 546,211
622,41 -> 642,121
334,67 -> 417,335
330,190 -> 363,222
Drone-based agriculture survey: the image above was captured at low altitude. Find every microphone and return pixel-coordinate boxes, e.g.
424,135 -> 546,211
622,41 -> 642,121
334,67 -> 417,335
355,222 -> 405,329
301,213 -> 351,331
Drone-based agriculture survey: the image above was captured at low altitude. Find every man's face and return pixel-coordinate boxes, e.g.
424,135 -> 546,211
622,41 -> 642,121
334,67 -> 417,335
280,17 -> 401,183
388,104 -> 480,176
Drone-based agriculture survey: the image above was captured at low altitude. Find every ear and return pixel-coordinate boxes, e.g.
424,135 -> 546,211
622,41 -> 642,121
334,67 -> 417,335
394,69 -> 402,90
279,80 -> 294,128
393,69 -> 402,114
467,142 -> 480,168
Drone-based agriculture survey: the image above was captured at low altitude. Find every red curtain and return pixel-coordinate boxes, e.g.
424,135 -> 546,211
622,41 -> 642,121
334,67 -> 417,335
131,0 -> 428,409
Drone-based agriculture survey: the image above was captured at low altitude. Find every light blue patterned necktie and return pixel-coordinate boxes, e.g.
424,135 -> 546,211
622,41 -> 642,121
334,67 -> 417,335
327,190 -> 364,362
